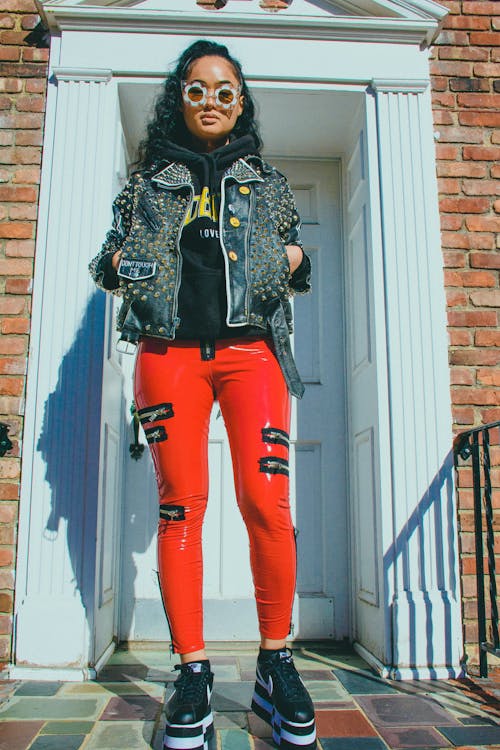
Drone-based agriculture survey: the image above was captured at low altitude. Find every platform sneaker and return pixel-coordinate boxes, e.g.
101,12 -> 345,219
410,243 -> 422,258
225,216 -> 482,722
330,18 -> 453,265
163,661 -> 214,750
251,648 -> 316,749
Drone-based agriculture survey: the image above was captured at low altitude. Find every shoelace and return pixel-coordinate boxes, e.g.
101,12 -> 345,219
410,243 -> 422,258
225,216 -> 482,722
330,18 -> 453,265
266,650 -> 305,701
173,664 -> 210,703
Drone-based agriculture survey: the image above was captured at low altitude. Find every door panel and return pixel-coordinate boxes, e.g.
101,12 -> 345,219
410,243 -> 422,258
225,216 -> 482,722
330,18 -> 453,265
119,158 -> 347,642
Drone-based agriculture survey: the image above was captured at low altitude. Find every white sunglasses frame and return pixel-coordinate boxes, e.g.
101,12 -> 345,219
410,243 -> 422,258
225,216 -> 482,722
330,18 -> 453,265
181,81 -> 241,110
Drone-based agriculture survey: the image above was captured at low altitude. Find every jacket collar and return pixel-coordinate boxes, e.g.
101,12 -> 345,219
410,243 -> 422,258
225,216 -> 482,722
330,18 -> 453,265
151,156 -> 265,189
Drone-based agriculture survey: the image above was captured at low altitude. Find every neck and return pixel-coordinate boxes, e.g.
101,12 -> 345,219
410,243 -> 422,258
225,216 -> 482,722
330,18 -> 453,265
191,135 -> 230,153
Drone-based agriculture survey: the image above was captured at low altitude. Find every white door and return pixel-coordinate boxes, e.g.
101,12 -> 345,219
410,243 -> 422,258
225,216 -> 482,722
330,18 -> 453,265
119,158 -> 347,642
93,133 -> 128,663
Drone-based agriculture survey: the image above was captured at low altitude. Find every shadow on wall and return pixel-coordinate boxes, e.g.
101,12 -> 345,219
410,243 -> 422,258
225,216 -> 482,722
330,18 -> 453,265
384,450 -> 462,678
36,290 -> 158,658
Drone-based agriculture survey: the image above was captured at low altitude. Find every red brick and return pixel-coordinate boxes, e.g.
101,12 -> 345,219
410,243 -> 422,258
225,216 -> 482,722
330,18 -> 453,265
458,94 -> 500,109
450,78 -> 490,93
430,76 -> 448,91
12,166 -> 40,184
0,14 -> 14,28
0,186 -> 37,202
0,131 -> 13,146
453,388 -> 500,405
0,591 -> 13,612
0,29 -> 27,45
466,216 -> 500,232
5,278 -> 32,294
0,222 -> 33,240
15,95 -> 45,113
437,162 -> 487,178
25,78 -> 46,94
0,297 -> 24,314
0,78 -> 21,94
436,144 -> 459,160
447,289 -> 468,306
432,93 -> 456,108
443,250 -> 467,267
449,329 -> 473,345
470,252 -> 500,269
448,310 -> 497,326
0,377 -> 24,396
437,125 -> 483,143
0,115 -> 43,135
461,111 -> 500,127
441,215 -> 463,230
0,337 -> 25,355
476,330 -> 500,347
440,197 -> 490,213
441,232 -> 469,249
450,349 -> 500,365
15,130 -> 43,147
463,146 -> 500,161
450,367 -> 475,386
9,204 -> 38,221
446,16 -> 491,30
492,164 -> 500,178
463,179 -> 500,196
430,61 -> 473,77
438,177 -> 460,195
477,369 -> 500,387
0,358 -> 26,375
461,271 -> 497,287
452,407 -> 475,425
461,557 -> 477,576
0,0 -> 38,9
1,319 -> 30,335
463,1 -> 499,13
0,258 -> 32,275
0,47 -> 19,62
433,111 -> 454,126
470,32 -> 500,45
438,46 -> 489,61
12,146 -> 41,165
474,63 -> 500,78
21,14 -> 40,30
4,240 -> 35,258
0,62 -> 47,78
468,233 -> 496,250
21,48 -> 49,63
481,408 -> 500,423
0,614 -> 12,635
0,461 -> 18,481
470,290 -> 500,307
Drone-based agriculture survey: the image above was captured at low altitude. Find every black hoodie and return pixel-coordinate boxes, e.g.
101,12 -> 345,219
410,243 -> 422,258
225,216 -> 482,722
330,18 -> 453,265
163,135 -> 262,339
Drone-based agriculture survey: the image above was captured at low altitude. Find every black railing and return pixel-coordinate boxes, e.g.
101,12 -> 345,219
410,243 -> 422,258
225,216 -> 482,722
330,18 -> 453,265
454,421 -> 500,678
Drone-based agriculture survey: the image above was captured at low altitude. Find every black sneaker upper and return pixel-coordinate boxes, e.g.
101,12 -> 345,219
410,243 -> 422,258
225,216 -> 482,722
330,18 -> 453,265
166,661 -> 214,726
257,648 -> 315,724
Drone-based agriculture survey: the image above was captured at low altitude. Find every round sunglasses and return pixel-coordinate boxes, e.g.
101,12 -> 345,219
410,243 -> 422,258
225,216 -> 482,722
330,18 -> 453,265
182,81 -> 241,110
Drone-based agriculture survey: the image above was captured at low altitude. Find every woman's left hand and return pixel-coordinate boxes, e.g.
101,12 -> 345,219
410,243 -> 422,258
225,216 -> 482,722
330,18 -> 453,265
286,244 -> 303,274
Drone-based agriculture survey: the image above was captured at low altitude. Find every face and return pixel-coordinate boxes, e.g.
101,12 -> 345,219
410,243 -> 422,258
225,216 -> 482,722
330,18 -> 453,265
181,56 -> 244,151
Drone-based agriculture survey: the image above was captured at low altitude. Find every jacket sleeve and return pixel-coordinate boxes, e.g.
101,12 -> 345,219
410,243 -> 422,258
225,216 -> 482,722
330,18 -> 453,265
274,171 -> 311,295
88,177 -> 135,295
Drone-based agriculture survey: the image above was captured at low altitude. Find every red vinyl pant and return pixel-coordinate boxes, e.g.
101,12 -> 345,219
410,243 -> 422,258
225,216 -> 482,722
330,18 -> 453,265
133,337 -> 296,655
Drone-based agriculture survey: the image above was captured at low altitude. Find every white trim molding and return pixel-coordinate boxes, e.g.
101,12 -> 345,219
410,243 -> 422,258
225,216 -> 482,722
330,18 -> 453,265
52,67 -> 113,82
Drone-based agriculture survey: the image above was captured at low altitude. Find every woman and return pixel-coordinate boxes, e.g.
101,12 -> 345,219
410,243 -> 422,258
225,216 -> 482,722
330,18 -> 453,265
90,40 -> 315,750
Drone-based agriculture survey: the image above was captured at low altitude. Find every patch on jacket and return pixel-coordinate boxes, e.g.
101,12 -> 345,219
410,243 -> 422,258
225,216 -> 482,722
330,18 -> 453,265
118,259 -> 157,280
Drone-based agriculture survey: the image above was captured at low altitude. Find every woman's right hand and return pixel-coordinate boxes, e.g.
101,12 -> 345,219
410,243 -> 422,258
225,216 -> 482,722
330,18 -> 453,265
111,250 -> 123,270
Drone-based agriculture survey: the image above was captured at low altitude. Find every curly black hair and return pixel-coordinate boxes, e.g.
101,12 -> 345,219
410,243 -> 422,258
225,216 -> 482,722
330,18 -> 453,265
136,40 -> 262,170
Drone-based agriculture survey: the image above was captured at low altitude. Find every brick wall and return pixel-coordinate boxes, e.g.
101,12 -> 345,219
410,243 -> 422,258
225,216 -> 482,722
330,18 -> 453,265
0,0 -> 48,663
430,0 -> 500,674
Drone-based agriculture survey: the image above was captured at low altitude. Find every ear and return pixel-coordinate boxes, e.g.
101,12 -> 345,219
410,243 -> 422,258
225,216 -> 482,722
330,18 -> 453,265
236,94 -> 244,117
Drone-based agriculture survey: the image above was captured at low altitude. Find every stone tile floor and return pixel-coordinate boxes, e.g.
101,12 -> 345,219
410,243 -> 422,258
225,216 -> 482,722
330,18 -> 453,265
0,643 -> 500,749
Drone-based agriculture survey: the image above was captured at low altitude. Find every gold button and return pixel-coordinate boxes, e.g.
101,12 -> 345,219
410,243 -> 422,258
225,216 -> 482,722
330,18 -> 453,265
229,216 -> 240,227
229,251 -> 238,261
239,185 -> 250,194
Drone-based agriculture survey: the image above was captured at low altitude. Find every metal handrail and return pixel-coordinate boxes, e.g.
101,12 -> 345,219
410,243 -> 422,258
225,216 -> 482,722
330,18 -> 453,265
454,421 -> 500,678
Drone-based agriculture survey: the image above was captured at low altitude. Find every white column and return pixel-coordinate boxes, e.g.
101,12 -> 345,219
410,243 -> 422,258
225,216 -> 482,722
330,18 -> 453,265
372,80 -> 463,678
13,68 -> 117,679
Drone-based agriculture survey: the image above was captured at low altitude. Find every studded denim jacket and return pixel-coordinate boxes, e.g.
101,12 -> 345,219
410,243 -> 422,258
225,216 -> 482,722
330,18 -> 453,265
89,156 -> 311,397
